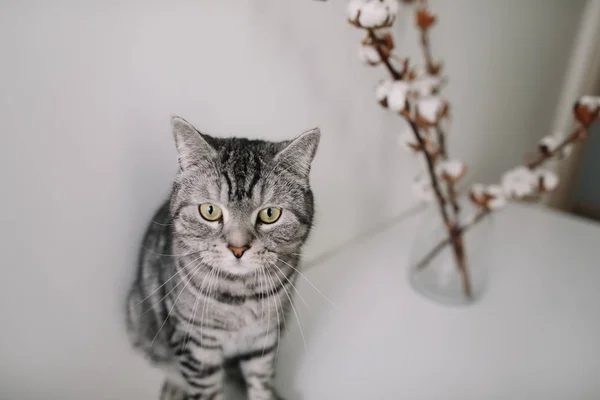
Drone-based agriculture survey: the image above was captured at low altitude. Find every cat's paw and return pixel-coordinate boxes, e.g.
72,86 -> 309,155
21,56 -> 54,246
247,389 -> 285,400
159,380 -> 188,400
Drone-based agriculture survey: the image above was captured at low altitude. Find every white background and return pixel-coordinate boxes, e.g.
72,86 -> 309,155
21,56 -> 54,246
0,0 -> 587,399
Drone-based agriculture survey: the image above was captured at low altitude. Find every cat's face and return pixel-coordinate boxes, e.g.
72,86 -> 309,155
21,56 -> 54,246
169,117 -> 320,276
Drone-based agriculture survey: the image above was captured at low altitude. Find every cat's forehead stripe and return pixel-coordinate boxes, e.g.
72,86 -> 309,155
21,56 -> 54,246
219,143 -> 266,202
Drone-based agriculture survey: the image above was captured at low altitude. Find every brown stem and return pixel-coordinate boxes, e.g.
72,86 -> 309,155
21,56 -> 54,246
451,226 -> 471,298
420,27 -> 437,74
407,120 -> 452,228
447,182 -> 460,217
435,126 -> 461,217
435,126 -> 448,159
409,120 -> 471,298
416,5 -> 468,297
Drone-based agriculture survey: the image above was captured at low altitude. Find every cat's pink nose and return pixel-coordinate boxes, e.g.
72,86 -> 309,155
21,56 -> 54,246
227,245 -> 250,259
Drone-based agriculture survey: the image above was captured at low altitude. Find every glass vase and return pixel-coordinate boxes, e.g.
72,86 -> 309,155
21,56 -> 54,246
408,199 -> 493,306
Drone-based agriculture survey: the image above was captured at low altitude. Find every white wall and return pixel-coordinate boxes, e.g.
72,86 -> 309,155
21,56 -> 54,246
0,0 -> 585,399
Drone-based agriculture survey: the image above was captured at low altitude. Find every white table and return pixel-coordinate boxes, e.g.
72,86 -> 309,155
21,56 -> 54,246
274,204 -> 600,400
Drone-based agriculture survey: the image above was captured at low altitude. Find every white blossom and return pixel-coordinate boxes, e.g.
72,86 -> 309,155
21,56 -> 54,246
376,79 -> 410,112
358,44 -> 381,65
412,173 -> 435,202
579,95 -> 600,110
539,132 -> 572,159
375,79 -> 393,102
485,185 -> 507,210
398,129 -> 420,152
417,96 -> 445,123
387,81 -> 411,112
411,76 -> 442,97
347,0 -> 365,21
470,183 -> 485,200
502,166 -> 537,199
470,184 -> 506,210
536,169 -> 559,192
539,135 -> 558,153
438,159 -> 466,181
347,0 -> 399,29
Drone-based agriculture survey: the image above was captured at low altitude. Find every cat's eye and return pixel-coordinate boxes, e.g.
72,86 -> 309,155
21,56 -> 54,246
257,207 -> 282,224
199,203 -> 223,221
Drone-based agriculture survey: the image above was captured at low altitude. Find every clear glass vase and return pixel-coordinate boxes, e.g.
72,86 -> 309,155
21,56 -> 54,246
408,199 -> 493,306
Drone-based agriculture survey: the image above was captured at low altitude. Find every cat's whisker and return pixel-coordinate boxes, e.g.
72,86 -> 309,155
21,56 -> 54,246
267,267 -> 286,360
260,265 -> 272,356
139,262 -> 200,316
277,258 -> 336,307
150,219 -> 173,227
141,247 -> 201,258
181,266 -> 214,353
267,267 -> 306,351
258,266 -> 266,320
135,254 -> 203,306
268,261 -> 308,308
265,265 -> 284,359
199,266 -> 219,342
149,262 -> 203,348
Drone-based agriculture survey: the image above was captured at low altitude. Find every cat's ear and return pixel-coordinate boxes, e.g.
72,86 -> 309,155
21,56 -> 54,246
171,116 -> 216,170
274,127 -> 320,178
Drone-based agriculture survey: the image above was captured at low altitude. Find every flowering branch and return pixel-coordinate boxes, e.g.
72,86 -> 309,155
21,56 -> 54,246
362,26 -> 451,228
416,118 -> 595,269
350,0 -> 472,296
346,0 -> 598,300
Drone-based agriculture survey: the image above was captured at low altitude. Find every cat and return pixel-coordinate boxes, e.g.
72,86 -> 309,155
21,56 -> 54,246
126,117 -> 320,400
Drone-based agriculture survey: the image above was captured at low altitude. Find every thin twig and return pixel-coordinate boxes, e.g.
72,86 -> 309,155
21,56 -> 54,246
435,126 -> 448,159
367,29 -> 403,80
435,125 -> 461,218
407,120 -> 452,227
419,22 -> 436,74
527,126 -> 583,169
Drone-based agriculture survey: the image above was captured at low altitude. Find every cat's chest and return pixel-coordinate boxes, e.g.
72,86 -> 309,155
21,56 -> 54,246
221,298 -> 282,356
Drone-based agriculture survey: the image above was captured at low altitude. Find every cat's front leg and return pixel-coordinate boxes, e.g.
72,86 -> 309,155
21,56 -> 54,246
176,342 -> 225,400
239,345 -> 283,400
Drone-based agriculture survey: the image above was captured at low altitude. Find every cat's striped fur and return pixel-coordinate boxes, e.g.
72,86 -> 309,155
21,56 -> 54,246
126,117 -> 320,400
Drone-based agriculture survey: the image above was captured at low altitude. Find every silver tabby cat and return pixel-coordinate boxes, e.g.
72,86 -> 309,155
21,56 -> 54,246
126,117 -> 320,400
